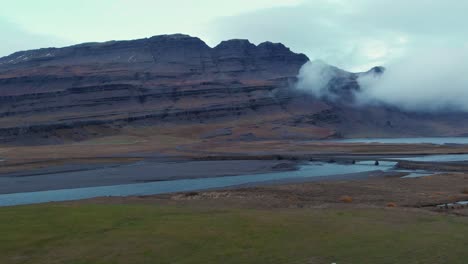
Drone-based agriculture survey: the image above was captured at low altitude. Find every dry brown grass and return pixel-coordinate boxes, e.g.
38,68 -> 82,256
447,195 -> 463,203
339,195 -> 353,203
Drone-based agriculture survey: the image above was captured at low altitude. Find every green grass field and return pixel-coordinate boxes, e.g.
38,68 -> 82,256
1,203 -> 467,264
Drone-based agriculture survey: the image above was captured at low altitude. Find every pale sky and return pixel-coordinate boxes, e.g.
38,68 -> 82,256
1,0 -> 467,71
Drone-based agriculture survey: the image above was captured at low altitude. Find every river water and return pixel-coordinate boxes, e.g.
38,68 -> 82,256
330,137 -> 468,145
0,162 -> 396,207
1,137 -> 468,207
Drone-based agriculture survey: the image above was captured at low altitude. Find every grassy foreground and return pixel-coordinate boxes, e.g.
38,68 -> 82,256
1,204 -> 468,264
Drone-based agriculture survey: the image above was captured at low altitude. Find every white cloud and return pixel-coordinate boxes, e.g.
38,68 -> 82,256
297,46 -> 468,112
209,0 -> 468,70
296,61 -> 338,99
357,47 -> 468,112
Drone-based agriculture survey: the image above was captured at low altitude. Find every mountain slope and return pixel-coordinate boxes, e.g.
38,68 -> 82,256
0,34 -> 317,143
1,34 -> 468,144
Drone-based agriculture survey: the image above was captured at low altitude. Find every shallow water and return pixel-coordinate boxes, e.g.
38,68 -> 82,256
331,137 -> 468,145
437,201 -> 468,207
2,137 -> 468,206
395,154 -> 468,162
400,171 -> 435,178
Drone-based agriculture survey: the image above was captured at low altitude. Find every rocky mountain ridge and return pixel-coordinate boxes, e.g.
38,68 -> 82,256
0,34 -> 467,144
0,34 -> 313,143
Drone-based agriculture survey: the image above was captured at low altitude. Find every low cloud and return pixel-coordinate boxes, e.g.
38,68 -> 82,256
295,60 -> 338,99
357,47 -> 468,112
210,0 -> 468,71
296,47 -> 468,112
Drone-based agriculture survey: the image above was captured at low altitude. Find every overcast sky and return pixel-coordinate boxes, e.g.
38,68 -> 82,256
1,0 -> 467,71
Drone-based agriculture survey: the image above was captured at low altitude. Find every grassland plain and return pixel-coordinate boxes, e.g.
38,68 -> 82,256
1,203 -> 468,264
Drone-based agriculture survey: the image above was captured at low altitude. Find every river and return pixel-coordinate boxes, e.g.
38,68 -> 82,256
1,137 -> 468,207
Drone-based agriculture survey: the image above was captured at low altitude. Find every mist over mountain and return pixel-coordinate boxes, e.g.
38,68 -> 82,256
357,47 -> 468,112
1,34 -> 468,144
297,47 -> 468,113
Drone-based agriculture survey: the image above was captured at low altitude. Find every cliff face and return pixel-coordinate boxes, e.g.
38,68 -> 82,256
1,34 -> 468,144
0,34 -> 315,142
0,34 -> 307,87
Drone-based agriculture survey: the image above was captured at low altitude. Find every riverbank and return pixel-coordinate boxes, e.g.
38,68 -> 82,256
1,145 -> 468,205
3,136 -> 468,174
3,155 -> 468,263
3,138 -> 468,210
81,173 -> 468,214
0,159 -> 300,195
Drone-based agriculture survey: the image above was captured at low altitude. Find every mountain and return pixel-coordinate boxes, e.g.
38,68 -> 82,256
0,34 -> 468,144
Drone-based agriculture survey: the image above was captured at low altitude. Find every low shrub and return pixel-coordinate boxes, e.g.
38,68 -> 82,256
339,195 -> 353,203
185,191 -> 199,197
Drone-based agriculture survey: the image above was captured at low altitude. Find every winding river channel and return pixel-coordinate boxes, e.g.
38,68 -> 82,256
1,137 -> 468,207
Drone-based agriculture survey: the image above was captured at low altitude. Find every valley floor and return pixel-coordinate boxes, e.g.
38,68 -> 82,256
1,173 -> 468,264
2,135 -> 468,263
